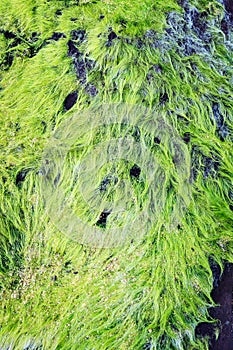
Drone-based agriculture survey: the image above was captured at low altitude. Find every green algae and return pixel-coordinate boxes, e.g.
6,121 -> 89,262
0,0 -> 233,349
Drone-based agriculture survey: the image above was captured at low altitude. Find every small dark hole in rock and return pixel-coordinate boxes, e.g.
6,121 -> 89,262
15,122 -> 20,132
96,210 -> 111,228
31,32 -> 38,39
41,121 -> 47,133
108,31 -> 118,41
154,137 -> 161,145
64,261 -> 72,268
159,92 -> 169,104
55,9 -> 62,16
16,169 -> 31,186
130,165 -> 141,179
183,132 -> 190,143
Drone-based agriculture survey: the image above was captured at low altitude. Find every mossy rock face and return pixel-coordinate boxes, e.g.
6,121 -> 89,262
0,1 -> 233,349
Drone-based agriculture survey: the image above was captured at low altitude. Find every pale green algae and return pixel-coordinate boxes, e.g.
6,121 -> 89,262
0,0 -> 233,349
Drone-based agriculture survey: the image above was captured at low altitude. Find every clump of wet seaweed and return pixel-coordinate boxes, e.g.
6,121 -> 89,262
0,0 -> 233,349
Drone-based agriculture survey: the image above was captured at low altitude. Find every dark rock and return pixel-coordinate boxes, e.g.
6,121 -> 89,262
108,31 -> 118,41
70,29 -> 86,43
229,190 -> 233,201
74,59 -> 87,83
153,64 -> 162,74
183,132 -> 190,144
99,177 -> 111,192
53,172 -> 61,187
177,0 -> 188,7
96,210 -> 112,228
0,29 -> 44,66
55,9 -> 62,16
143,341 -> 152,350
132,126 -> 141,142
145,29 -> 157,40
221,18 -> 229,36
130,164 -> 141,179
85,83 -> 98,97
195,263 -> 233,350
67,40 -> 80,57
15,122 -> 20,132
136,38 -> 144,49
41,121 -> 47,133
211,103 -> 229,140
23,343 -> 42,350
16,169 -> 31,186
2,176 -> 7,183
190,9 -> 208,40
119,19 -> 127,27
190,147 -> 219,182
146,65 -> 162,81
1,30 -> 17,39
48,32 -> 66,41
203,156 -> 219,179
183,38 -> 197,56
32,32 -> 39,40
63,91 -> 78,111
64,260 -> 72,268
5,53 -> 14,67
98,175 -> 118,192
159,92 -> 169,104
224,0 -> 233,17
67,39 -> 95,84
209,258 -> 222,288
99,15 -> 105,20
212,103 -> 222,127
154,137 -> 161,145
106,31 -> 118,46
0,30 -> 20,68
